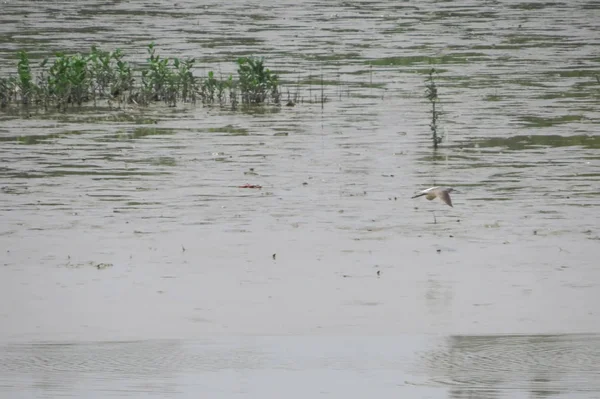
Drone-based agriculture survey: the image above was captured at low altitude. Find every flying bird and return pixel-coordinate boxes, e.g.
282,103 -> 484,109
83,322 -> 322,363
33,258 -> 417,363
411,186 -> 455,207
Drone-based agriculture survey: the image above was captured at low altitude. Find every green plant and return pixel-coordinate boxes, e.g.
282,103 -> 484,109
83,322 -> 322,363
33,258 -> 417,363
139,43 -> 197,107
237,56 -> 279,104
200,70 -> 232,104
113,51 -> 133,92
46,51 -> 90,110
425,68 -> 442,149
84,46 -> 132,103
17,51 -> 33,105
88,46 -> 112,98
174,57 -> 197,103
0,44 -> 280,112
0,77 -> 12,108
35,58 -> 51,109
141,42 -> 172,104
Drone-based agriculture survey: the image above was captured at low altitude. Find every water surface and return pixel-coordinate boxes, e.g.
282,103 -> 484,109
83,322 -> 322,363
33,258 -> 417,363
2,335 -> 600,398
1,0 -> 599,397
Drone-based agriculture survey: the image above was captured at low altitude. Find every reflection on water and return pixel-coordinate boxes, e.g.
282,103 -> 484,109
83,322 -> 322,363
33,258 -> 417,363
420,334 -> 600,399
1,335 -> 599,398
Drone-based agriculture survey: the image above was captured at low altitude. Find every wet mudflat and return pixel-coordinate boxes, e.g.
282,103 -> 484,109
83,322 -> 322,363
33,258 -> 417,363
1,0 -> 600,398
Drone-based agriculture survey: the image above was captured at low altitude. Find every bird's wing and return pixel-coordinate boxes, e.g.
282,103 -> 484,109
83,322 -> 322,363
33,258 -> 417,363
415,186 -> 439,195
438,190 -> 453,207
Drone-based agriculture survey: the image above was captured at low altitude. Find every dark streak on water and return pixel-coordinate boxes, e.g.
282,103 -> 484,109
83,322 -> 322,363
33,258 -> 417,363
1,0 -> 600,398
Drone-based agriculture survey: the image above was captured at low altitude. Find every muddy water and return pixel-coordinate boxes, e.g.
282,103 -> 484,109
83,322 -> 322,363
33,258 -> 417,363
1,0 -> 600,397
1,335 -> 599,398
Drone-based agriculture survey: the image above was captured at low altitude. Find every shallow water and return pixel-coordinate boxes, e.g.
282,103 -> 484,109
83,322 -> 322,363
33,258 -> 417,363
2,335 -> 600,398
1,0 -> 599,397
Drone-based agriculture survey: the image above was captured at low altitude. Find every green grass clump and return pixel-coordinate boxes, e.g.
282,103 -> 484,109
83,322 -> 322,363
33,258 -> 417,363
137,42 -> 198,106
237,56 -> 280,104
0,44 -> 280,112
200,70 -> 235,107
87,46 -> 134,100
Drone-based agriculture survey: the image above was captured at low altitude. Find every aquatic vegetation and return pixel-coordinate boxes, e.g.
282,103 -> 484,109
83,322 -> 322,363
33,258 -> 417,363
0,44 -> 280,112
462,134 -> 600,151
207,125 -> 249,135
46,52 -> 91,109
519,114 -> 584,128
425,68 -> 442,149
137,42 -> 198,106
367,53 -> 485,67
1,51 -> 36,108
200,70 -> 233,106
484,93 -> 501,102
237,56 -> 280,104
17,50 -> 34,105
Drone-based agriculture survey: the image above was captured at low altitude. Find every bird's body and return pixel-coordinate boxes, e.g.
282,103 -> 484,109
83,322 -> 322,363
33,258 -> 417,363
411,186 -> 454,207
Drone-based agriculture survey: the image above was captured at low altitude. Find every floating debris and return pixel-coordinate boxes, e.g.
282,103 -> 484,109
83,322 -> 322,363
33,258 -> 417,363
63,261 -> 114,269
238,184 -> 262,189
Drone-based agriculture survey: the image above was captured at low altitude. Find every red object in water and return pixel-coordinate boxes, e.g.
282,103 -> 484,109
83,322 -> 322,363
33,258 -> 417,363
238,184 -> 262,189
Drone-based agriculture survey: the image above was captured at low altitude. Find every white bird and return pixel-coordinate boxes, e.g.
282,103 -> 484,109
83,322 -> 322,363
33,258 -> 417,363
411,186 -> 455,207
